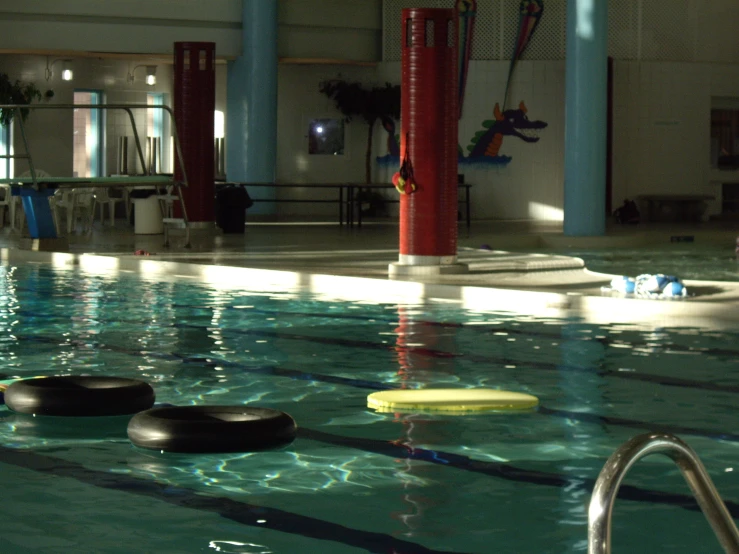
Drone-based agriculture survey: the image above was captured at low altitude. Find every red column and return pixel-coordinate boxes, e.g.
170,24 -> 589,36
174,42 -> 216,223
399,9 -> 459,266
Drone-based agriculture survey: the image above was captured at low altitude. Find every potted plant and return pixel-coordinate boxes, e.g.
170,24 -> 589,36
0,73 -> 42,126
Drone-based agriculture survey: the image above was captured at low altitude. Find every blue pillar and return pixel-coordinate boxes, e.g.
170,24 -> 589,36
226,0 -> 278,216
564,0 -> 608,236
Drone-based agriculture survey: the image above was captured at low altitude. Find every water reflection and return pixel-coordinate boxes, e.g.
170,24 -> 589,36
0,266 -> 20,374
388,305 -> 460,538
556,320 -> 607,552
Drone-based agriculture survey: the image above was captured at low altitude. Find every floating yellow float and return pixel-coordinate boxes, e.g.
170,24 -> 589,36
367,388 -> 539,413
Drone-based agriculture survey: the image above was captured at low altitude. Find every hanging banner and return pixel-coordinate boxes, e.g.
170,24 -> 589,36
502,0 -> 544,110
456,0 -> 477,119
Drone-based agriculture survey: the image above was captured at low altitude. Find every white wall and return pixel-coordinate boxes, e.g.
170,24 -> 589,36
274,63 -> 378,216
278,0 -> 382,62
373,60 -> 565,221
0,54 -> 175,178
0,0 -> 242,57
611,61 -> 739,218
0,0 -> 382,62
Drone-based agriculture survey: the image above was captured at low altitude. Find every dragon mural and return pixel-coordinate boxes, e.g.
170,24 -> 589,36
376,101 -> 547,167
461,101 -> 547,165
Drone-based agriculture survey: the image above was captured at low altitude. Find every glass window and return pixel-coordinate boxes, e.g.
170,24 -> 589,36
308,118 -> 345,155
0,123 -> 10,179
147,93 -> 165,173
73,90 -> 104,178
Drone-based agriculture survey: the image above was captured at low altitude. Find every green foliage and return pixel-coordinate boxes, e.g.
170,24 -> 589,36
481,120 -> 494,128
319,79 -> 401,183
0,73 -> 42,126
319,80 -> 400,125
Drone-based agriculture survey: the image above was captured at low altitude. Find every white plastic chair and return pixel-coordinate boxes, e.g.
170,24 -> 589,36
50,187 -> 95,235
92,187 -> 125,227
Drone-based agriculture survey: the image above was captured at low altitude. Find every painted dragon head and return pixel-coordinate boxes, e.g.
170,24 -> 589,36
493,101 -> 547,143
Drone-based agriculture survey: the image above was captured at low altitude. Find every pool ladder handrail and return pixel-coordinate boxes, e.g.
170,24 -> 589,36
588,432 -> 739,554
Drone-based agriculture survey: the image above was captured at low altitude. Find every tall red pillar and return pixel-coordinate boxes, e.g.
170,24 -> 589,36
174,42 -> 216,224
390,9 -> 467,276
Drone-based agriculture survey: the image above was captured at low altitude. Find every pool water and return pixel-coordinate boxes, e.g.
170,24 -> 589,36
538,244 -> 739,282
2,264 -> 739,553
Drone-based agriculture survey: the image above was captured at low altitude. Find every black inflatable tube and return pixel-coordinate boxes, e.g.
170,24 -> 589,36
4,376 -> 155,417
127,406 -> 297,453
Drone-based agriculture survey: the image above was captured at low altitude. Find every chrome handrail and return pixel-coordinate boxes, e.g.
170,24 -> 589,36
589,432 -> 739,553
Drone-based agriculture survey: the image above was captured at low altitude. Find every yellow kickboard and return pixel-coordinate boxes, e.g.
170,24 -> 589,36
367,388 -> 539,413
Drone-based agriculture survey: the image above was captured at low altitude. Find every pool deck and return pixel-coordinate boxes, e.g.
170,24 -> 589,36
1,218 -> 738,327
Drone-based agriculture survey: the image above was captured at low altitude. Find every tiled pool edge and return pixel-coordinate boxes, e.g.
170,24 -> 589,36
2,248 -> 738,328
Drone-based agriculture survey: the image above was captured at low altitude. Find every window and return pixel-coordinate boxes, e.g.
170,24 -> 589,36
214,110 -> 225,177
73,90 -> 104,177
147,93 -> 165,173
308,118 -> 344,155
0,123 -> 11,179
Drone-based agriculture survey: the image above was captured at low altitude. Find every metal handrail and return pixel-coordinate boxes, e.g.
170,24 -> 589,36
588,432 -> 739,553
0,103 -> 189,192
0,103 -> 192,247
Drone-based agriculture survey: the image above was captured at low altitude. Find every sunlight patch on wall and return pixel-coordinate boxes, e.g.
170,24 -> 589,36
529,202 -> 563,221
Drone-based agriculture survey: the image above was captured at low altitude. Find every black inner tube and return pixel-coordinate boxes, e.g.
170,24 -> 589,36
4,376 -> 156,417
127,405 -> 297,453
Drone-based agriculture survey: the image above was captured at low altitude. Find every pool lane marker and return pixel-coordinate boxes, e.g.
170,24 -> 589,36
11,333 -> 739,445
14,300 -> 739,361
171,304 -> 739,360
0,445 -> 462,554
10,304 -> 739,384
298,427 -> 739,517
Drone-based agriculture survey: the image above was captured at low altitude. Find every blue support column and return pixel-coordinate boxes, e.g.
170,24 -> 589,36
564,0 -> 608,236
226,0 -> 278,216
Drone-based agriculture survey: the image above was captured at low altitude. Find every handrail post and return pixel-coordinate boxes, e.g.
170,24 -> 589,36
123,107 -> 148,175
14,107 -> 37,188
589,432 -> 739,554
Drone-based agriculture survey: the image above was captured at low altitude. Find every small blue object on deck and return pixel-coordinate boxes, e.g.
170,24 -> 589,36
13,186 -> 57,239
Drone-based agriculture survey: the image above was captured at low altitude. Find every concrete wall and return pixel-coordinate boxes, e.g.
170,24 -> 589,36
0,0 -> 382,62
278,0 -> 382,62
272,64 -> 378,216
0,0 -> 242,57
611,61 -> 739,218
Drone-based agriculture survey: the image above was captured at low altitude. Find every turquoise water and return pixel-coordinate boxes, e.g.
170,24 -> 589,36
540,244 -> 739,282
1,264 -> 739,553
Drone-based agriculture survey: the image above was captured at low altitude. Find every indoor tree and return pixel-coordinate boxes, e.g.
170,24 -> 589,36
319,80 -> 400,184
0,73 -> 42,126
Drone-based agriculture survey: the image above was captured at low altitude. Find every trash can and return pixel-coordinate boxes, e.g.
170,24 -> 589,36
130,189 -> 163,235
216,185 -> 251,233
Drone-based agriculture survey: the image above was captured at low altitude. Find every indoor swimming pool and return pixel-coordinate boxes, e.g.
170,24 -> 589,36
539,243 -> 739,282
1,263 -> 739,553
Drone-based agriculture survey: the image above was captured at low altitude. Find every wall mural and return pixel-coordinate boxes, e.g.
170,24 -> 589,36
461,101 -> 546,165
376,101 -> 547,168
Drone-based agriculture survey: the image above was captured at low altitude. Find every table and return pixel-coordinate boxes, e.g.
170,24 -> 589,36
347,183 -> 472,228
219,182 -> 472,228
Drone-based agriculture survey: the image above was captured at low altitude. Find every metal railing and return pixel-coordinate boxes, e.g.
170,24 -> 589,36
588,432 -> 739,553
0,103 -> 191,247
